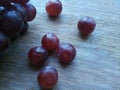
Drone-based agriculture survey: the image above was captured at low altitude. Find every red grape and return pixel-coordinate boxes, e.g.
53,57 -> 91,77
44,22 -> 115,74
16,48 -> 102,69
56,43 -> 76,63
77,16 -> 96,35
24,3 -> 36,21
0,32 -> 10,51
13,0 -> 29,5
28,46 -> 48,66
37,66 -> 58,89
46,0 -> 62,17
42,33 -> 60,53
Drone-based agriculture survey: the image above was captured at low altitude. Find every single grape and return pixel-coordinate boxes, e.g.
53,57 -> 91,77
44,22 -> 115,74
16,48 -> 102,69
12,0 -> 29,5
10,2 -> 27,21
37,66 -> 58,89
42,33 -> 59,53
19,22 -> 29,35
1,10 -> 24,34
0,6 -> 6,30
0,6 -> 6,14
46,0 -> 62,17
28,46 -> 48,66
77,16 -> 96,35
56,43 -> 76,63
0,32 -> 10,51
24,3 -> 36,21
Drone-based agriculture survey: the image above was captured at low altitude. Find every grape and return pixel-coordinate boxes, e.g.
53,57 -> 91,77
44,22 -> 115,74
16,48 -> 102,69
42,33 -> 60,53
56,43 -> 76,63
0,6 -> 6,13
37,66 -> 58,89
19,22 -> 29,35
0,10 -> 24,34
12,0 -> 29,5
0,0 -> 36,57
28,46 -> 48,66
0,6 -> 6,21
24,3 -> 36,21
77,16 -> 96,35
46,0 -> 62,17
0,6 -> 6,30
10,2 -> 27,21
6,32 -> 19,41
0,32 -> 10,51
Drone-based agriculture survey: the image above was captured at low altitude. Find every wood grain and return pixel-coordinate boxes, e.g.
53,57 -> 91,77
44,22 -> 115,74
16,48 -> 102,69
0,0 -> 120,90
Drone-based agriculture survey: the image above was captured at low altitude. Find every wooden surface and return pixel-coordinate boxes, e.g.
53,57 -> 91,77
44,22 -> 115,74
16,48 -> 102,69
0,0 -> 120,90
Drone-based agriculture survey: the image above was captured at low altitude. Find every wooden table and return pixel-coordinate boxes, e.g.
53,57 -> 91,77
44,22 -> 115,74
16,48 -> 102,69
0,0 -> 120,90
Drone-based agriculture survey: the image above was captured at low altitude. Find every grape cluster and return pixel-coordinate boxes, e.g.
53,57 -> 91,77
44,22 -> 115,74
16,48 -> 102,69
0,0 -> 36,54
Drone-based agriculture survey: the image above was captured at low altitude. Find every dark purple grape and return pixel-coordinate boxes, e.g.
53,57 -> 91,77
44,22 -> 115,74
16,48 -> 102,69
13,0 -> 29,5
24,3 -> 36,21
0,6 -> 6,14
0,10 -> 24,34
0,6 -> 6,30
9,2 -> 27,21
0,32 -> 10,51
19,22 -> 29,35
37,66 -> 58,89
6,32 -> 19,41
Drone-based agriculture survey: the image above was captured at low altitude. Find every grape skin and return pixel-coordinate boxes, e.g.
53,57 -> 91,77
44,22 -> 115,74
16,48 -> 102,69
56,43 -> 76,63
37,66 -> 58,89
46,0 -> 62,17
42,33 -> 60,53
28,46 -> 48,66
77,16 -> 96,35
24,3 -> 36,21
0,32 -> 10,51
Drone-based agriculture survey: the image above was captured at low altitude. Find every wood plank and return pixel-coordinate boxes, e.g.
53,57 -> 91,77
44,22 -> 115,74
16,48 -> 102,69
0,0 -> 120,90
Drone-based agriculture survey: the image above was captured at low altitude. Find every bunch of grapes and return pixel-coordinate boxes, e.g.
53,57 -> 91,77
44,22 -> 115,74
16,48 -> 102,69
0,0 -> 36,55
